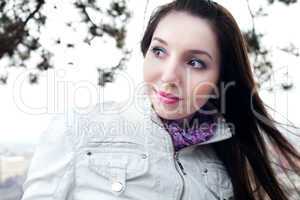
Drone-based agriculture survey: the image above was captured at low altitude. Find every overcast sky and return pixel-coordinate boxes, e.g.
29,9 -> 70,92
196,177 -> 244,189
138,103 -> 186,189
0,0 -> 299,144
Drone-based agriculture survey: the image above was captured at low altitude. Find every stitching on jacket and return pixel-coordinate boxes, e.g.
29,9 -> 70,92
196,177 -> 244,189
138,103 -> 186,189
53,119 -> 76,199
53,156 -> 75,199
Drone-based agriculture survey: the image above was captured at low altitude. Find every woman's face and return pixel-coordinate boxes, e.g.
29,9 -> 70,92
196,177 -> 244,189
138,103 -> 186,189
143,11 -> 220,121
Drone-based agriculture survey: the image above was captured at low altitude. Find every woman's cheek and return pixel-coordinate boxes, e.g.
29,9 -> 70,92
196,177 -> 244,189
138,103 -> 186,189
143,59 -> 154,81
143,67 -> 156,83
192,84 -> 214,107
143,63 -> 161,82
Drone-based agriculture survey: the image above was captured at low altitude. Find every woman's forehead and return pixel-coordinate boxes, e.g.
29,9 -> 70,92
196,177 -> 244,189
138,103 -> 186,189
152,11 -> 219,58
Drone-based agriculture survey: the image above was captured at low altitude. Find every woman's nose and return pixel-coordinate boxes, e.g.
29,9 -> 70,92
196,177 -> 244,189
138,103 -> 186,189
160,59 -> 181,84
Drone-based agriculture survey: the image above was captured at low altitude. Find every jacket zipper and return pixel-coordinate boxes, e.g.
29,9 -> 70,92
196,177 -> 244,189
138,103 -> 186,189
151,117 -> 186,200
175,151 -> 187,175
173,150 -> 185,200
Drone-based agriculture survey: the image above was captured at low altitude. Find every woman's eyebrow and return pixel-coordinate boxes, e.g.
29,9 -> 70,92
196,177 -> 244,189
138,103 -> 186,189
153,37 -> 168,46
152,36 -> 213,61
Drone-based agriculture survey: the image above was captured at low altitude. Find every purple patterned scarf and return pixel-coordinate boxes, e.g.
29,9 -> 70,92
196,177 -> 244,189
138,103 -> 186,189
160,113 -> 217,151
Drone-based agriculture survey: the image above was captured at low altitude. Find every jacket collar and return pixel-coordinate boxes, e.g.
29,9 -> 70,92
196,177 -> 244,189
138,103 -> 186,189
144,96 -> 234,147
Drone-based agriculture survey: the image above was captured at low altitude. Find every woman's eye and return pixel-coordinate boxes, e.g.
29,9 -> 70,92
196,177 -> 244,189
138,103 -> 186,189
151,46 -> 165,57
188,59 -> 207,70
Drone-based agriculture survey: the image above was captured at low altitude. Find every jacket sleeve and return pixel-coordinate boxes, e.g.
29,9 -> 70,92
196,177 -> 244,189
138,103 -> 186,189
21,113 -> 76,200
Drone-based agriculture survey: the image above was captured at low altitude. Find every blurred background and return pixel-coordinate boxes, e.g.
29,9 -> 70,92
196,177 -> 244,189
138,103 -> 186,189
0,0 -> 299,199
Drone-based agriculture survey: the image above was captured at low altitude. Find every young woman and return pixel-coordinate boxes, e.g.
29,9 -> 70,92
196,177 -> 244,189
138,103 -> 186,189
21,0 -> 300,199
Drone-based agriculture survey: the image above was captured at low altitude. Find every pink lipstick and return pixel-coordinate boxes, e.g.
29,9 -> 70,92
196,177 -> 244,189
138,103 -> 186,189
155,89 -> 182,105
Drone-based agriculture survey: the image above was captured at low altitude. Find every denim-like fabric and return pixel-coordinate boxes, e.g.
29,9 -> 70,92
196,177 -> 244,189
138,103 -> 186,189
21,97 -> 234,200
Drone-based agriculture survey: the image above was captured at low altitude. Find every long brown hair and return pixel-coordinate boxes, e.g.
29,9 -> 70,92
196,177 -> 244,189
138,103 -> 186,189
140,0 -> 300,199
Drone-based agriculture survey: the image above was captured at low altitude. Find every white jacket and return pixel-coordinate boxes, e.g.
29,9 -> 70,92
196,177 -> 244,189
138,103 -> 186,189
21,97 -> 234,200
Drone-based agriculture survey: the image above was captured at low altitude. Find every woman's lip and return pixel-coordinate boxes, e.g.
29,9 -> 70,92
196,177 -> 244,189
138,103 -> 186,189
153,88 -> 183,104
156,92 -> 180,104
157,90 -> 180,100
156,89 -> 182,99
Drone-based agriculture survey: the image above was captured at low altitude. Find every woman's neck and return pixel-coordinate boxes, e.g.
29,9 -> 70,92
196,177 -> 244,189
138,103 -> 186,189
159,112 -> 198,130
159,111 -> 217,131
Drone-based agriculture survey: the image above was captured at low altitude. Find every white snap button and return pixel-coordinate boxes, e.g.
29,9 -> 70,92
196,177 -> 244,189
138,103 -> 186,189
111,181 -> 123,192
141,153 -> 148,159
